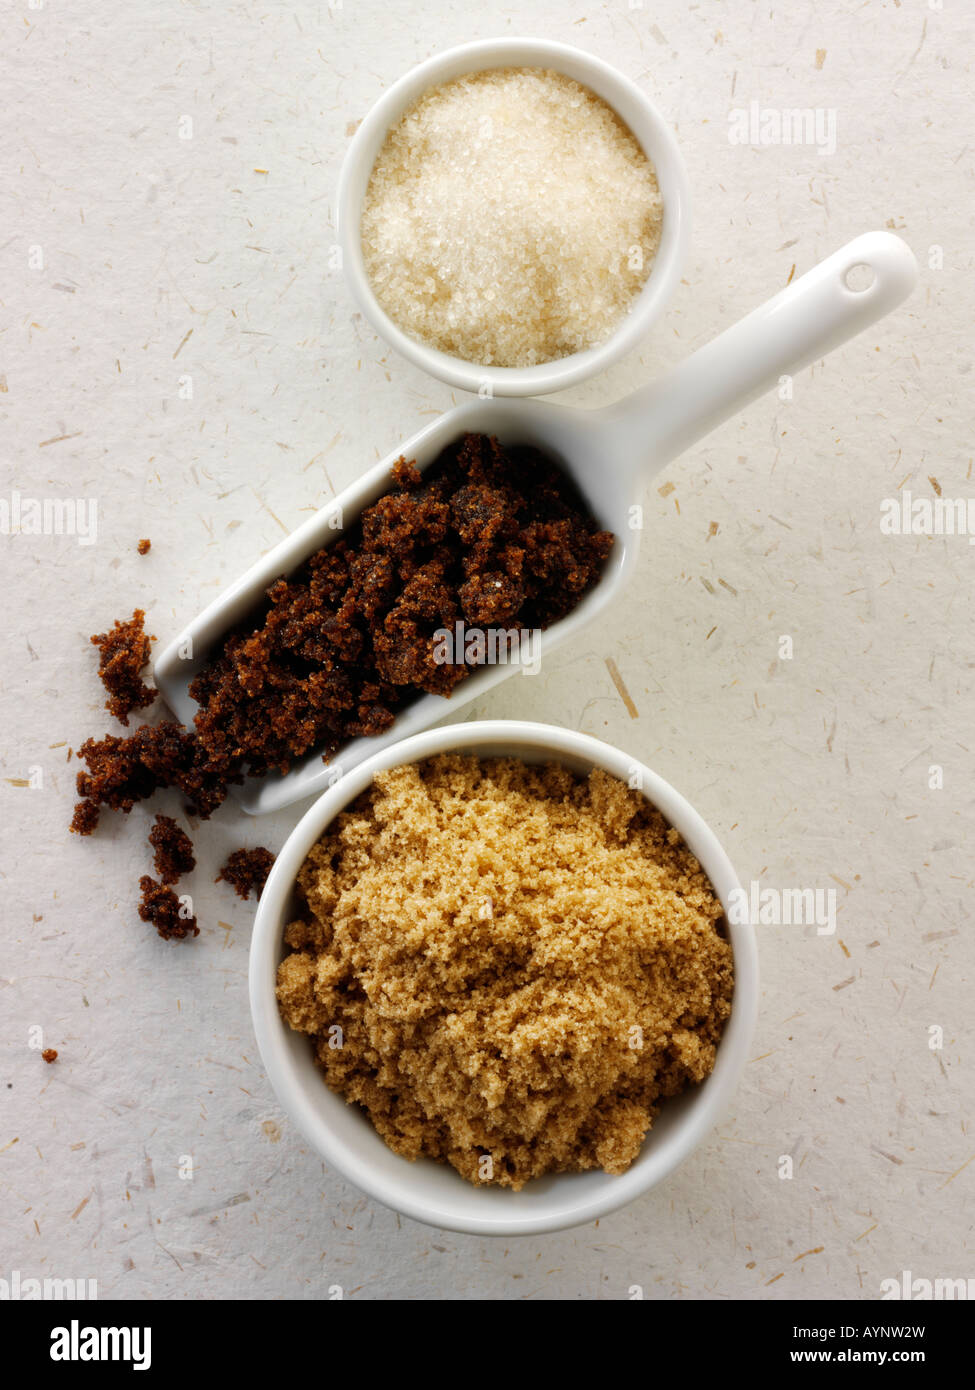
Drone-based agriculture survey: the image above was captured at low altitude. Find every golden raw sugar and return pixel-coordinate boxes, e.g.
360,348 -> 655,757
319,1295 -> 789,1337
361,68 -> 663,367
276,755 -> 733,1190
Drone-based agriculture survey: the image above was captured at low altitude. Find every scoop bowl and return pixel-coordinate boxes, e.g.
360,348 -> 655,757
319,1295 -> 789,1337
154,231 -> 918,815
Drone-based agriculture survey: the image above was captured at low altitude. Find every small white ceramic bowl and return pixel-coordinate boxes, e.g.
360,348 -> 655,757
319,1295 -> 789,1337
336,38 -> 690,397
249,720 -> 757,1236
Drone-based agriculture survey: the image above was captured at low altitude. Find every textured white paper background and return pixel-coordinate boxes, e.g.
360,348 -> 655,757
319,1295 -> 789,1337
1,0 -> 973,1301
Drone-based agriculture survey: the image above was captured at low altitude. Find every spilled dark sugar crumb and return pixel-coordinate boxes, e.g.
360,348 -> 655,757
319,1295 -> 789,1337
89,609 -> 156,727
217,847 -> 275,901
148,814 -> 195,885
137,876 -> 199,942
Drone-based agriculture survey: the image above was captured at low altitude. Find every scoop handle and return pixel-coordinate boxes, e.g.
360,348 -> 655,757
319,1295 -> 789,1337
602,232 -> 918,483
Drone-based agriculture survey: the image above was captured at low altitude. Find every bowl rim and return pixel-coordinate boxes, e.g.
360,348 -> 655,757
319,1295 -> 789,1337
248,719 -> 758,1236
336,37 -> 691,397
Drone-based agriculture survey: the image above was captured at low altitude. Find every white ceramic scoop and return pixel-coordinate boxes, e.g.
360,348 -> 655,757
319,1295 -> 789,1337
154,232 -> 917,815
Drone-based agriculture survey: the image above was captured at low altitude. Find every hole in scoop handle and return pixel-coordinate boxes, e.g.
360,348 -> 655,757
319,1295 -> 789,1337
606,232 -> 918,484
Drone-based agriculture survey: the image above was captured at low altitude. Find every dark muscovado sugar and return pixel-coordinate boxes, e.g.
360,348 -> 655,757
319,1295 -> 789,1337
71,433 -> 613,835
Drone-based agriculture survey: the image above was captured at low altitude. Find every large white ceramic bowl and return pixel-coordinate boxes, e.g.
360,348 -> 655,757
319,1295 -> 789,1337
336,38 -> 690,396
249,720 -> 758,1236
